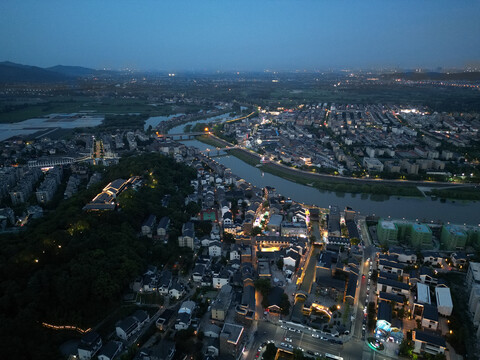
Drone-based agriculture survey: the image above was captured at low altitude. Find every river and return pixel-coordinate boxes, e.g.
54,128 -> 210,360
154,115 -> 480,225
168,113 -> 231,134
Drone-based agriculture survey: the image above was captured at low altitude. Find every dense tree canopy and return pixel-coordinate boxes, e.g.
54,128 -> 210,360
0,153 -> 196,359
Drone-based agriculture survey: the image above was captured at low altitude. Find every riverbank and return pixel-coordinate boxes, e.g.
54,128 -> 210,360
197,135 -> 423,197
196,135 -> 480,200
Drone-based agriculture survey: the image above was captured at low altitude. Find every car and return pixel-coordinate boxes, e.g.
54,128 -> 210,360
312,334 -> 320,338
281,325 -> 287,329
288,327 -> 295,331
296,329 -> 301,333
362,274 -> 366,279
314,352 -> 320,356
344,330 -> 350,335
255,352 -> 260,358
307,350 -> 314,355
258,347 -> 262,351
362,324 -> 366,331
320,336 -> 328,341
280,342 -> 286,347
285,338 -> 292,343
287,344 -> 293,349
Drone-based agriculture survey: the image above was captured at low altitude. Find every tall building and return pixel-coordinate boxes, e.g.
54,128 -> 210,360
440,225 -> 467,250
467,262 -> 480,293
219,323 -> 244,358
377,220 -> 398,246
410,223 -> 433,249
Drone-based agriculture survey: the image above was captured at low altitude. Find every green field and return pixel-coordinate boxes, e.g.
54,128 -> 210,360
0,98 -> 181,123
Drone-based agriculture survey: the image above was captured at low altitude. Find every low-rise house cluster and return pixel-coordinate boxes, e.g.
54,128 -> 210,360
372,249 -> 455,356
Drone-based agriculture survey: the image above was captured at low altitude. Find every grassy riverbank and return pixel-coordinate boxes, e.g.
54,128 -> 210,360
197,135 -> 423,197
426,187 -> 480,201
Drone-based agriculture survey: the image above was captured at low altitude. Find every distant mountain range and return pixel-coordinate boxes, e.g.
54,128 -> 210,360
2,61 -> 480,83
0,61 -> 111,83
382,71 -> 480,81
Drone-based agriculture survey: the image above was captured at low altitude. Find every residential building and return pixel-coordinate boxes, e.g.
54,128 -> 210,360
468,285 -> 480,327
204,324 -> 222,339
421,305 -> 439,330
377,220 -> 398,245
267,214 -> 283,233
378,292 -> 405,309
116,316 -> 139,341
174,312 -> 191,330
435,286 -> 453,317
213,269 -> 230,289
467,262 -> 480,293
141,214 -> 157,237
97,341 -> 122,360
363,157 -> 384,172
266,286 -> 285,315
420,267 -> 437,285
410,223 -> 433,249
440,224 -> 467,250
156,216 -> 170,237
378,259 -> 405,276
376,277 -> 409,296
179,300 -> 196,315
156,309 -> 175,331
145,341 -> 175,360
219,323 -> 245,358
169,280 -> 185,299
281,221 -> 308,237
208,241 -> 222,257
212,284 -> 232,321
412,330 -> 446,356
327,206 -> 341,236
178,222 -> 195,249
388,247 -> 417,264
77,331 -> 102,360
422,251 -> 443,266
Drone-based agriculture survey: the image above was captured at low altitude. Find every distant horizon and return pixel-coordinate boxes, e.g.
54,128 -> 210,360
2,59 -> 479,74
1,1 -> 479,72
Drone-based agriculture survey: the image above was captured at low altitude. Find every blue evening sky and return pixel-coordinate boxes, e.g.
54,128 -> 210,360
1,0 -> 479,71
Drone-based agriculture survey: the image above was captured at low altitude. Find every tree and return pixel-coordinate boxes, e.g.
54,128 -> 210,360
223,232 -> 235,243
186,201 -> 201,217
251,226 -> 263,236
350,237 -> 360,246
292,348 -> 305,360
255,278 -> 272,308
276,258 -> 284,270
367,302 -> 376,331
398,339 -> 414,358
262,344 -> 277,360
280,293 -> 291,315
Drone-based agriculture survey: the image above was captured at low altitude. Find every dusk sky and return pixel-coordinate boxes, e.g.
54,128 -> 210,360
1,0 -> 479,71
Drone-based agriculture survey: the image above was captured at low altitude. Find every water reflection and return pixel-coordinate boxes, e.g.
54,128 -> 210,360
179,138 -> 480,224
